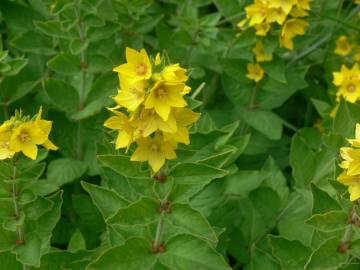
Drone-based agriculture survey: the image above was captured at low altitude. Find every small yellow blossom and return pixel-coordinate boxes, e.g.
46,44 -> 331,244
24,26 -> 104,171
246,63 -> 265,82
103,110 -> 134,150
35,107 -> 58,151
297,0 -> 311,10
245,0 -> 269,26
252,40 -> 273,62
0,130 -> 14,160
266,8 -> 287,25
136,109 -> 177,138
337,172 -> 360,201
130,133 -> 176,172
333,64 -> 360,103
280,19 -> 308,50
113,47 -> 152,82
145,82 -> 186,121
254,23 -> 271,36
113,79 -> 146,111
163,108 -> 200,145
268,0 -> 297,15
334,35 -> 352,56
9,122 -> 47,160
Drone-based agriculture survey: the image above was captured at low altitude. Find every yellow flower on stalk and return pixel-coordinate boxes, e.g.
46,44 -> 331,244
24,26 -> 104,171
266,8 -> 287,25
268,0 -> 297,15
246,63 -> 265,82
130,133 -> 176,172
145,82 -> 186,121
297,0 -> 311,10
245,0 -> 269,26
334,35 -> 352,56
113,79 -> 146,111
113,47 -> 152,82
280,18 -> 308,50
35,107 -> 58,151
9,122 -> 48,160
0,130 -> 14,160
333,64 -> 360,103
252,40 -> 273,62
337,172 -> 360,201
103,110 -> 134,150
136,109 -> 177,138
339,147 -> 360,175
160,64 -> 188,84
254,22 -> 271,36
163,108 -> 200,145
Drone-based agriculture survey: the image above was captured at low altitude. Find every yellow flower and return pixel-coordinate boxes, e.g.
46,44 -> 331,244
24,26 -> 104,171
104,110 -> 134,150
252,40 -> 273,62
339,147 -> 360,176
297,0 -> 311,10
9,122 -> 47,160
113,47 -> 152,82
254,22 -> 271,36
163,108 -> 200,145
337,172 -> 360,201
355,0 -> 360,4
161,64 -> 188,84
144,82 -> 186,121
268,0 -> 297,14
136,109 -> 177,137
246,63 -> 265,82
130,133 -> 176,172
334,35 -> 352,56
280,19 -> 308,50
333,64 -> 360,103
245,0 -> 269,26
35,107 -> 58,151
113,79 -> 146,111
0,130 -> 14,160
290,7 -> 309,17
266,8 -> 287,25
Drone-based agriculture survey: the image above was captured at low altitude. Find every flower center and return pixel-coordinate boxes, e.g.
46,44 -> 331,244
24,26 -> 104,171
136,63 -> 147,76
347,83 -> 356,93
131,86 -> 143,99
151,143 -> 159,152
155,87 -> 167,99
19,132 -> 30,143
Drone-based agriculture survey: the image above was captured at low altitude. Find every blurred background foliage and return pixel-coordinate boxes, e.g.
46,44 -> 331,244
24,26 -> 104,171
1,0 -> 360,269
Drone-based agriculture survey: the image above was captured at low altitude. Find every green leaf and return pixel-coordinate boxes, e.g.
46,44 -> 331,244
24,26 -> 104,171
81,181 -> 129,220
68,229 -> 86,252
159,234 -> 231,270
305,237 -> 349,269
0,252 -> 22,269
241,110 -> 283,140
88,55 -> 113,73
312,184 -> 341,215
269,236 -> 311,270
333,99 -> 360,138
169,163 -> 228,184
10,31 -> 55,55
262,57 -> 286,83
98,155 -> 149,179
306,211 -> 348,232
34,20 -> 74,39
166,204 -> 218,244
108,197 -> 159,225
47,158 -> 87,186
44,79 -> 79,113
47,53 -> 81,74
0,228 -> 17,252
86,238 -> 156,270
69,38 -> 89,55
224,170 -> 270,197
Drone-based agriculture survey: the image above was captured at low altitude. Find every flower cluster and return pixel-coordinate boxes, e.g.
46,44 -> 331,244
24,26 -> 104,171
104,48 -> 200,173
239,0 -> 311,50
338,124 -> 360,201
334,35 -> 360,61
0,108 -> 58,160
333,63 -> 360,103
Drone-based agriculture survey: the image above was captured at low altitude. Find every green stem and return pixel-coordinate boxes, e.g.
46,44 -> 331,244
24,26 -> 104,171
11,160 -> 27,270
153,212 -> 164,251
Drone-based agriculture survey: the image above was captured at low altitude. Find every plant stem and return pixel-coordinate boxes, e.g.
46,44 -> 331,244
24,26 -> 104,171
153,212 -> 164,251
11,160 -> 27,270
